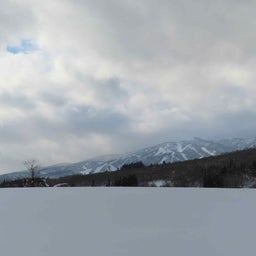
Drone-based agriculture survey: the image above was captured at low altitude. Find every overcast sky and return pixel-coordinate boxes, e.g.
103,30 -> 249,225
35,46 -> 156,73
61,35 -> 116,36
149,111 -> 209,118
1,0 -> 256,173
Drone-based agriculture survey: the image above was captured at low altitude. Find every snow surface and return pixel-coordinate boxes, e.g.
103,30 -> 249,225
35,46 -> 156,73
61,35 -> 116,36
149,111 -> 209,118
1,188 -> 256,256
155,147 -> 167,156
201,146 -> 215,156
176,143 -> 183,152
147,180 -> 173,187
181,152 -> 188,160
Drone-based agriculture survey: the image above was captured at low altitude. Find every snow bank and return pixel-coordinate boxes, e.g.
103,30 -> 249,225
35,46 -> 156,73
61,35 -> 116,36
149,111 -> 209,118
0,188 -> 255,256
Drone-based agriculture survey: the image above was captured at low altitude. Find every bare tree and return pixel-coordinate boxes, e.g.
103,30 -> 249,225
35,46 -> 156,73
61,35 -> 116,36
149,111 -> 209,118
24,159 -> 40,185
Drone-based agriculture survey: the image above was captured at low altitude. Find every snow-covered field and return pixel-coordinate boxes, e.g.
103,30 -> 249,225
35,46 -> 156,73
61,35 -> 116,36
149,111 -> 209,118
1,188 -> 255,256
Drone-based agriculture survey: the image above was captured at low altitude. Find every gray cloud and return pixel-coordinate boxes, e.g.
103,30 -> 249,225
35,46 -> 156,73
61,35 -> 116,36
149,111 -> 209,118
0,91 -> 36,110
40,92 -> 68,107
96,78 -> 128,100
65,104 -> 130,135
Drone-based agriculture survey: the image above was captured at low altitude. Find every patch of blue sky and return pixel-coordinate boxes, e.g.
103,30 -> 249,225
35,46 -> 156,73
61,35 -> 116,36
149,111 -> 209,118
6,39 -> 39,54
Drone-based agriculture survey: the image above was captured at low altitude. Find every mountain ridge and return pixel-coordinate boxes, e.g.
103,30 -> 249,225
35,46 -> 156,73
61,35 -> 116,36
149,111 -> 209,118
1,137 -> 256,181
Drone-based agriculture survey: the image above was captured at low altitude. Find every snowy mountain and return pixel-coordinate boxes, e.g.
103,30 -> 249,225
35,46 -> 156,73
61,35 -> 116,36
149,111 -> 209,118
1,137 -> 256,181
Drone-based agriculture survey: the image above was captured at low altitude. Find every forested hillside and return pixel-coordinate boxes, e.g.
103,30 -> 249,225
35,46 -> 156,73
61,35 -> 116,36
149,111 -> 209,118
2,148 -> 256,188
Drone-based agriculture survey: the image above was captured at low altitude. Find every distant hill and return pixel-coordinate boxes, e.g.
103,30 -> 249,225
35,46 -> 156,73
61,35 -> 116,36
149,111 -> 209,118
45,148 -> 256,188
1,137 -> 256,182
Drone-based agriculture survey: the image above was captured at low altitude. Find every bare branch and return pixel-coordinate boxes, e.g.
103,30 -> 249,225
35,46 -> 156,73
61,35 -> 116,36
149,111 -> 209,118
24,159 -> 40,180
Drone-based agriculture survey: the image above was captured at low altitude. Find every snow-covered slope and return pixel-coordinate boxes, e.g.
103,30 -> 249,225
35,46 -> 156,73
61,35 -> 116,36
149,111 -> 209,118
1,188 -> 256,256
1,137 -> 256,180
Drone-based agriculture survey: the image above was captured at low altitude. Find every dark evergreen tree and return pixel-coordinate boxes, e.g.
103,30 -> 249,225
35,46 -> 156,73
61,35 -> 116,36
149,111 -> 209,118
203,172 -> 224,188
